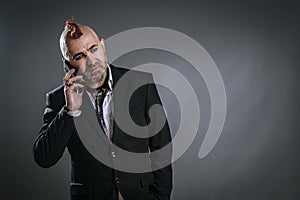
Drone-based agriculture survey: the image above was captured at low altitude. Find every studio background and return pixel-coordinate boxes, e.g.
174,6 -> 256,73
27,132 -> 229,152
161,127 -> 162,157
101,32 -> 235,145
1,0 -> 299,199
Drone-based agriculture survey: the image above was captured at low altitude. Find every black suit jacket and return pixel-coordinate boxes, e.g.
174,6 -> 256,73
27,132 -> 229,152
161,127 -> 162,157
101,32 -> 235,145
33,65 -> 173,200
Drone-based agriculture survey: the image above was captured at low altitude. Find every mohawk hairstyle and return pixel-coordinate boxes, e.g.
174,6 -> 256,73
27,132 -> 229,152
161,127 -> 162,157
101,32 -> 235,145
60,18 -> 84,59
65,18 -> 83,39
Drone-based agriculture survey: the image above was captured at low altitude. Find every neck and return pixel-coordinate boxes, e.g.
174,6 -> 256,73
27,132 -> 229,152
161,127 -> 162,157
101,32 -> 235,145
86,79 -> 105,89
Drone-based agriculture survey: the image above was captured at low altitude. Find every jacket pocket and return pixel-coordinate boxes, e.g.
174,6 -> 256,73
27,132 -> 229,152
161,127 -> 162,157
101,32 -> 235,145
70,183 -> 93,196
140,174 -> 155,188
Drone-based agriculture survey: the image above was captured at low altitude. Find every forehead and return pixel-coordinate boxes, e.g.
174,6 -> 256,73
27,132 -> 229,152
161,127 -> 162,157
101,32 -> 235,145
66,29 -> 99,55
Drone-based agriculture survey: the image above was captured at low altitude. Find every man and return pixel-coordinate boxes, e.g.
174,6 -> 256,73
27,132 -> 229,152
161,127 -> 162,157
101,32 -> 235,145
33,19 -> 173,200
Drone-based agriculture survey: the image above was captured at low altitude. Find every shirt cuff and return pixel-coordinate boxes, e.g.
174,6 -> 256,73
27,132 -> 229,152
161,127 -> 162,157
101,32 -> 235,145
66,110 -> 82,117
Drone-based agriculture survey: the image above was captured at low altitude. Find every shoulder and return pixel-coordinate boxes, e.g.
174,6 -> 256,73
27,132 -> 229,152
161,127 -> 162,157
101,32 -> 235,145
45,85 -> 65,106
110,64 -> 153,82
46,85 -> 64,97
110,64 -> 129,74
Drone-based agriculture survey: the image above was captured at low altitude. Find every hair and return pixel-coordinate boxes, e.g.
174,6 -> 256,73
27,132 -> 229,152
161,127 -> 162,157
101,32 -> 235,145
59,18 -> 83,60
65,18 -> 83,39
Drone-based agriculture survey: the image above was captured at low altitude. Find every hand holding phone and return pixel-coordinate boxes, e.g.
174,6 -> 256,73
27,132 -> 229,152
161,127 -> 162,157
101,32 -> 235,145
63,60 -> 85,111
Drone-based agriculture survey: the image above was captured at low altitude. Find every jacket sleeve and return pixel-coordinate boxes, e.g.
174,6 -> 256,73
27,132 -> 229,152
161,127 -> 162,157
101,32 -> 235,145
33,90 -> 75,168
146,75 -> 173,200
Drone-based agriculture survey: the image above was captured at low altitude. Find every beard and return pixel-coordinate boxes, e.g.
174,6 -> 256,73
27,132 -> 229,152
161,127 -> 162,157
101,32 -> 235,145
83,61 -> 107,85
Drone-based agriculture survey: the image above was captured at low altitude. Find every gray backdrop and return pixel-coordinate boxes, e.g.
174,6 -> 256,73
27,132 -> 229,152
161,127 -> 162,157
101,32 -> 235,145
1,0 -> 299,199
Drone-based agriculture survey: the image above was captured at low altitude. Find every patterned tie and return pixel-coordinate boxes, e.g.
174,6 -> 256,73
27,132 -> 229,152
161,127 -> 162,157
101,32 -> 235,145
95,87 -> 109,135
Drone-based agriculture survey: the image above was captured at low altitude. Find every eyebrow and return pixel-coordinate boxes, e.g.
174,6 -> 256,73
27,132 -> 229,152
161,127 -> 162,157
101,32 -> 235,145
71,44 -> 99,59
88,44 -> 98,51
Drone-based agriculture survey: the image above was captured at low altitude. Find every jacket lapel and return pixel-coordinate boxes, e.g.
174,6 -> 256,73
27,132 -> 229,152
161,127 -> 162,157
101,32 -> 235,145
74,65 -> 129,146
74,92 -> 111,148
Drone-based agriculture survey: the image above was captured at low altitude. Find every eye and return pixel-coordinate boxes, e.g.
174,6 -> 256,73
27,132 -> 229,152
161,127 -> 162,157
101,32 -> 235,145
90,46 -> 98,53
74,54 -> 84,60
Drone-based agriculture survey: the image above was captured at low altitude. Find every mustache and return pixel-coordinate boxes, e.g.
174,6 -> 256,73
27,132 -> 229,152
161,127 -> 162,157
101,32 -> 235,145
86,61 -> 106,69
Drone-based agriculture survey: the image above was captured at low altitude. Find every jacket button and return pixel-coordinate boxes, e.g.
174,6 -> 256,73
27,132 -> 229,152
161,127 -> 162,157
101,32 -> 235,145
112,152 -> 116,157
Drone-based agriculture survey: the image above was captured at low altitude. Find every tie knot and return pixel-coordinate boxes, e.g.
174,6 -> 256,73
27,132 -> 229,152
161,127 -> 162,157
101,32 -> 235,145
97,87 -> 108,98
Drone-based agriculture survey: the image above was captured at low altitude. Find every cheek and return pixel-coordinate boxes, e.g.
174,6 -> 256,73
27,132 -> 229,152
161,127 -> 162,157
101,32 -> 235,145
77,62 -> 87,73
93,50 -> 106,60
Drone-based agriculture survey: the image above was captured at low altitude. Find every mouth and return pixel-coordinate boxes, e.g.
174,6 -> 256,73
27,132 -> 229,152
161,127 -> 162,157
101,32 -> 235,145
87,65 -> 101,73
90,67 -> 99,73
83,65 -> 106,82
91,63 -> 106,71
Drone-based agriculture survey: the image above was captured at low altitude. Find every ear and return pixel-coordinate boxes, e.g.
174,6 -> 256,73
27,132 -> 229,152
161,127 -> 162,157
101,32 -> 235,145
100,38 -> 106,49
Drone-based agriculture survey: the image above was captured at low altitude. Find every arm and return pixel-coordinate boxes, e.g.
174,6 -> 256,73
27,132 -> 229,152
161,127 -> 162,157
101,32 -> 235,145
146,76 -> 173,200
33,88 -> 75,168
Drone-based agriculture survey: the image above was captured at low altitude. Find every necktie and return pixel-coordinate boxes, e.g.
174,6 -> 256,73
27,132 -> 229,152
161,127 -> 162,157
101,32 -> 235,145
95,87 -> 109,135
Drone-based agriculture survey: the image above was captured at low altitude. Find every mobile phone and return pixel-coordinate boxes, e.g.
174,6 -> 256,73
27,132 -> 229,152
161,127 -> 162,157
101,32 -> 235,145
63,59 -> 78,77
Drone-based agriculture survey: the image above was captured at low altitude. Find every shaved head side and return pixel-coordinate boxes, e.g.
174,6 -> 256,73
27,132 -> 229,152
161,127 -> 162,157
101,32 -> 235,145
59,19 -> 99,60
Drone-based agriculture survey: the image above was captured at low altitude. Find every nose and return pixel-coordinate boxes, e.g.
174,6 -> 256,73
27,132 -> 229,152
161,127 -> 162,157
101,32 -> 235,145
85,53 -> 97,68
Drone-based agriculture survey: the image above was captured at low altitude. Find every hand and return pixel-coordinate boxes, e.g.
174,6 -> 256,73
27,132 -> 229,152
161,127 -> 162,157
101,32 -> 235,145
63,69 -> 84,111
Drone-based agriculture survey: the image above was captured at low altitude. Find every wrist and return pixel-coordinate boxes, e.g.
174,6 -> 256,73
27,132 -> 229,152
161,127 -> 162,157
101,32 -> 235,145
63,105 -> 71,112
63,106 -> 81,117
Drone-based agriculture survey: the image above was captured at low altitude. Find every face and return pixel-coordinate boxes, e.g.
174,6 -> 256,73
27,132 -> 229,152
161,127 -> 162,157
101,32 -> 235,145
65,28 -> 108,86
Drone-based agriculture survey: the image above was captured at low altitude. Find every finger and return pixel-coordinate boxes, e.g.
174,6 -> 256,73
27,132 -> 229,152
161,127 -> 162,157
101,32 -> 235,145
65,82 -> 82,91
68,75 -> 84,83
70,83 -> 84,89
69,83 -> 84,95
64,80 -> 73,87
63,68 -> 76,81
74,86 -> 84,94
68,83 -> 84,92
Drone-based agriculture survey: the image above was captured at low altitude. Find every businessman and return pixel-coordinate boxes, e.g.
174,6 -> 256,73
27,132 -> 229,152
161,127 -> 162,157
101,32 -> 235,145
33,19 -> 173,200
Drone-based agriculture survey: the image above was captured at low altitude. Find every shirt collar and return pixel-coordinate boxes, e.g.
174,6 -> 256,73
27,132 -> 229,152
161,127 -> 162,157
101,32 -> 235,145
107,63 -> 113,91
